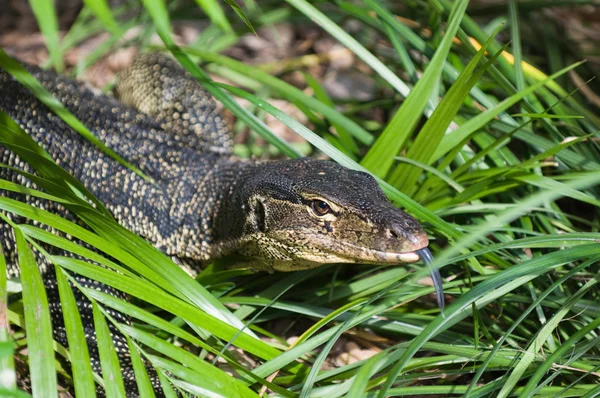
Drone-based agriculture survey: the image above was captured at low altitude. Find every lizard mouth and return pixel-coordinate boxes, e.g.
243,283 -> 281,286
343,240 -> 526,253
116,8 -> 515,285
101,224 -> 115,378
317,240 -> 445,310
327,240 -> 424,264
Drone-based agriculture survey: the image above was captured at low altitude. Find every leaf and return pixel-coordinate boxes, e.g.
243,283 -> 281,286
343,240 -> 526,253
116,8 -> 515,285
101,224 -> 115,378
303,72 -> 359,155
82,0 -> 121,36
378,244 -> 600,397
14,228 -> 57,397
518,317 -> 600,397
194,0 -> 234,33
55,268 -> 96,397
121,325 -> 259,398
222,0 -> 255,34
388,30 -> 504,191
360,0 -> 469,177
92,302 -> 127,397
285,0 -> 413,98
0,243 -> 16,391
50,256 -> 285,364
183,48 -> 373,145
126,338 -> 156,398
431,61 -> 585,161
497,274 -> 600,398
28,0 -> 64,72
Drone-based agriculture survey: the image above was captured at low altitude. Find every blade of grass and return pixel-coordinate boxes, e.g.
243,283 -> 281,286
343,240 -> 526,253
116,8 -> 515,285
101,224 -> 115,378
13,227 -> 57,398
303,72 -> 359,156
378,244 -> 600,397
464,258 -> 599,396
360,0 -> 469,178
497,273 -> 600,398
55,267 -> 96,397
85,288 -> 292,395
28,0 -> 64,72
0,112 -> 111,215
286,0 -> 413,99
222,0 -> 255,33
49,255 -> 285,363
432,61 -> 584,161
382,21 -> 417,83
194,0 -> 233,33
181,47 -> 374,145
0,245 -> 15,391
389,30 -> 504,191
92,302 -> 127,397
120,324 -> 259,398
509,0 -> 526,93
126,337 -> 155,398
82,0 -> 121,36
157,371 -> 178,398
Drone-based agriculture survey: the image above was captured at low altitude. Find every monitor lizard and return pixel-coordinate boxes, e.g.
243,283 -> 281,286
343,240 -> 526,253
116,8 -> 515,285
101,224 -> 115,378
0,53 -> 443,396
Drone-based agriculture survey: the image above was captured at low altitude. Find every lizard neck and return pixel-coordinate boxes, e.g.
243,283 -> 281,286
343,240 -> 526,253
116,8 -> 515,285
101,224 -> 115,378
165,155 -> 260,263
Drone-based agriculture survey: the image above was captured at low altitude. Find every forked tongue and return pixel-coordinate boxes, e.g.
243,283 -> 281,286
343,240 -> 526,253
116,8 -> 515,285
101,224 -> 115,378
416,247 -> 445,314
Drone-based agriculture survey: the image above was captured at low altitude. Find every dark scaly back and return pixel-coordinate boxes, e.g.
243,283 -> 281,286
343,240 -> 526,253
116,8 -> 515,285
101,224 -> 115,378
0,56 -> 247,396
115,53 -> 234,153
0,60 -> 249,265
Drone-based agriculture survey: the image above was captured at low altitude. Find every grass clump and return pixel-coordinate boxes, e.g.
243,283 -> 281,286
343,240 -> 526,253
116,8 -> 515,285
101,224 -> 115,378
0,0 -> 599,396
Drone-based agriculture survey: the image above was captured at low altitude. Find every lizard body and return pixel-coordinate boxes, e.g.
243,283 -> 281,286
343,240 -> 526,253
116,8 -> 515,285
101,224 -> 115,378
0,53 -> 439,396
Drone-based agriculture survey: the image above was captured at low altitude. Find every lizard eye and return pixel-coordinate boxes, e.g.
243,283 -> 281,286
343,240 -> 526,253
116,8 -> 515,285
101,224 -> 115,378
311,199 -> 331,216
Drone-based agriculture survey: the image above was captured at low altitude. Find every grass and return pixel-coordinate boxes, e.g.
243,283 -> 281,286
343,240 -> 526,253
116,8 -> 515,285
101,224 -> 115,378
0,0 -> 599,397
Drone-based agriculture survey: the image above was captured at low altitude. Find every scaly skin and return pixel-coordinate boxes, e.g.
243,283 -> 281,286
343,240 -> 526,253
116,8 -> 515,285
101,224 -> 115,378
0,53 -> 435,396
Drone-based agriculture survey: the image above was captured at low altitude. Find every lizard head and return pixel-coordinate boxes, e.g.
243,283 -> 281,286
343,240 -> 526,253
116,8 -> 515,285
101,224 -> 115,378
215,158 -> 444,309
223,158 -> 429,271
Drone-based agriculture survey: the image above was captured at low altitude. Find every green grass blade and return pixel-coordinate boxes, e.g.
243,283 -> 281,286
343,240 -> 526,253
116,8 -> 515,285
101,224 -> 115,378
509,0 -> 526,93
394,157 -> 464,193
382,22 -> 417,83
28,0 -> 64,72
77,209 -> 261,338
148,355 -> 229,397
121,324 -> 259,398
360,0 -> 468,178
183,48 -> 373,145
92,302 -> 127,397
50,256 -> 284,363
303,72 -> 359,155
389,29 -> 503,191
55,267 -> 96,397
126,338 -> 155,398
432,61 -> 584,161
194,0 -> 233,33
377,245 -> 600,397
88,289 -> 290,395
222,0 -> 255,33
0,111 -> 111,215
512,174 -> 600,208
497,274 -> 600,398
0,245 -> 15,391
13,228 -> 57,398
465,258 -> 598,396
157,371 -> 178,398
82,0 -> 121,36
286,0 -> 412,98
